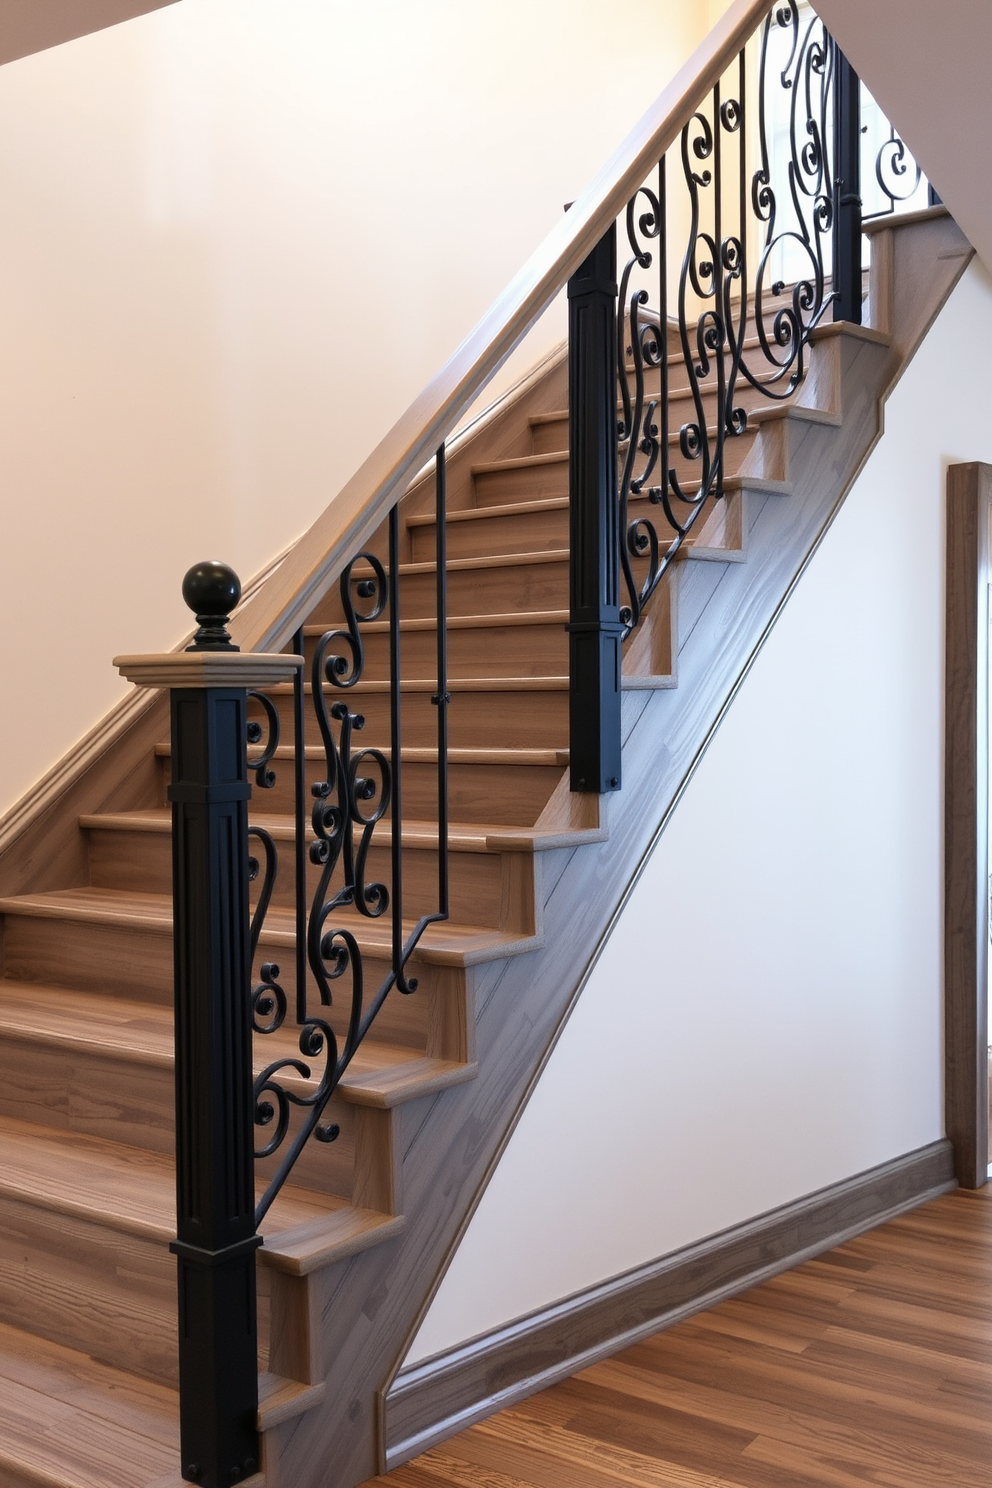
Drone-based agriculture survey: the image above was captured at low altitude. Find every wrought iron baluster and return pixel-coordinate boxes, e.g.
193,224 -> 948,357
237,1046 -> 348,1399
657,157 -> 670,528
293,626 -> 307,1023
713,78 -> 726,503
433,445 -> 451,917
242,474 -> 450,1213
389,506 -> 407,990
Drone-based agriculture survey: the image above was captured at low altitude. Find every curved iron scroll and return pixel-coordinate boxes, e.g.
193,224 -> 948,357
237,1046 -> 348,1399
246,478 -> 450,1224
616,3 -> 837,633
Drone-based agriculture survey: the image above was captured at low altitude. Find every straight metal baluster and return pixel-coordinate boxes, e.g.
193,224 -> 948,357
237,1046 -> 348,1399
389,505 -> 403,979
713,78 -> 725,503
433,445 -> 450,919
659,157 -> 669,506
293,625 -> 307,1025
730,47 -> 747,426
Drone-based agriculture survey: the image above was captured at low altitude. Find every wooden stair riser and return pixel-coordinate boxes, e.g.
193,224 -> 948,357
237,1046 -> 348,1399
0,906 -> 467,1056
85,823 -> 537,934
410,500 -> 566,561
305,553 -> 571,626
2,911 -> 175,1002
529,380 -> 803,456
0,1199 -> 180,1386
0,1029 -> 395,1209
252,684 -> 570,753
472,422 -> 765,509
0,1034 -> 176,1157
409,483 -> 751,565
303,616 -> 568,683
158,753 -> 563,826
0,1196 -> 329,1395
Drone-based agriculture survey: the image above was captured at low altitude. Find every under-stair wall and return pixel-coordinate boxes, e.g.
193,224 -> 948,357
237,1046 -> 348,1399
411,251 -> 992,1366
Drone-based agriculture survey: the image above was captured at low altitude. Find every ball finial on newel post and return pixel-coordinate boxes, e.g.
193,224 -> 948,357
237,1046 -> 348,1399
182,561 -> 242,652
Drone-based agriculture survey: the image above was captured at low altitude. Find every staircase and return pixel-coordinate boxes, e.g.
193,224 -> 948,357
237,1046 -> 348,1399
0,195 -> 970,1486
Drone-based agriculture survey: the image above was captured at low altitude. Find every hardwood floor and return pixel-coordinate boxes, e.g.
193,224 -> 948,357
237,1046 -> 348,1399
365,1186 -> 992,1487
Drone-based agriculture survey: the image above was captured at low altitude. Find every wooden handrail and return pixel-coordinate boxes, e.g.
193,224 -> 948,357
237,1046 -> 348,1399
230,0 -> 775,656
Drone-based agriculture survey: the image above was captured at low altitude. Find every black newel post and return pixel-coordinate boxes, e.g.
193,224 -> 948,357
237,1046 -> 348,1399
831,39 -> 863,325
115,564 -> 302,1488
567,222 -> 623,793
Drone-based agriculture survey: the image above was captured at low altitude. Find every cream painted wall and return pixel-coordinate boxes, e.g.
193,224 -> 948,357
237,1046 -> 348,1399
405,256 -> 992,1367
0,0 -> 726,816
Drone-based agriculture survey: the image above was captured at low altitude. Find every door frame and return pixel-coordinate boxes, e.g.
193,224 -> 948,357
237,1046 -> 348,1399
944,461 -> 990,1187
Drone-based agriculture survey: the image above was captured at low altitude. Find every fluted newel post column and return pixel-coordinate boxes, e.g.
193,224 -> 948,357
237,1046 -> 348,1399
567,222 -> 623,794
831,39 -> 863,325
116,563 -> 302,1488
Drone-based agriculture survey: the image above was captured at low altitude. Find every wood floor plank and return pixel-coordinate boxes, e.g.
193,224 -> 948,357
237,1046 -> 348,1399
364,1188 -> 992,1488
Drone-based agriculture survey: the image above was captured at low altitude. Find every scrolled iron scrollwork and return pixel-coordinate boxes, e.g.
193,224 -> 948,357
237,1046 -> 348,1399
871,128 -> 923,214
614,3 -> 859,639
616,62 -> 750,631
745,0 -> 832,400
246,690 -> 280,789
249,537 -> 448,1223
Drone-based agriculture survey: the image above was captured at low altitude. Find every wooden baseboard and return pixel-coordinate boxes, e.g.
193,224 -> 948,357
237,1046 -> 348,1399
382,1139 -> 955,1469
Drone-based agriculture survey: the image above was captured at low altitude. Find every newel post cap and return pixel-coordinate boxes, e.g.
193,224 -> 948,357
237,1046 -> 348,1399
114,559 -> 303,690
114,651 -> 303,690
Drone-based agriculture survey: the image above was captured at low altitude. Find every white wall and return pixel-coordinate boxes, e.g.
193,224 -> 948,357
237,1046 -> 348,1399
0,0 -> 720,817
406,256 -> 992,1366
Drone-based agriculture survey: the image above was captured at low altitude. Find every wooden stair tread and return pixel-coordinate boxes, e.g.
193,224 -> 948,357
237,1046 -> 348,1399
306,609 -> 568,635
0,1113 -> 328,1243
534,400 -> 840,435
0,980 -> 474,1107
154,741 -> 568,767
261,675 -> 570,694
81,809 -> 565,856
472,450 -> 567,476
0,980 -> 173,1063
0,1318 -> 180,1488
405,473 -> 786,528
405,496 -> 570,526
0,888 -> 541,966
257,1371 -> 324,1432
475,415 -> 772,467
259,1207 -> 401,1277
266,672 -> 677,696
396,549 -> 568,575
808,316 -> 891,344
0,1109 -> 403,1277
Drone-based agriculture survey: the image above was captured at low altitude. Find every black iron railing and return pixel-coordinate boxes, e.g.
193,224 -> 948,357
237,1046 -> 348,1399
247,454 -> 451,1225
154,3 -> 936,1482
569,1 -> 932,790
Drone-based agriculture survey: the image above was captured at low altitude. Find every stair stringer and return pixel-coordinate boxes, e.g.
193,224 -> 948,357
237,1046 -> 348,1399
252,210 -> 973,1488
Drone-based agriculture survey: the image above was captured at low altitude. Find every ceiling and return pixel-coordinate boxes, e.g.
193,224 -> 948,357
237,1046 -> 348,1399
0,0 -> 179,65
814,0 -> 992,272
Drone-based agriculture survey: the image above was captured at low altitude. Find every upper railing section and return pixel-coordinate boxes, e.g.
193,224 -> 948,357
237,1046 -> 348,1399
228,0 -> 778,659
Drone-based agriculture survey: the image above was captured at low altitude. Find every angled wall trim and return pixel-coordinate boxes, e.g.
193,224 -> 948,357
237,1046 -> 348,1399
382,1140 -> 955,1469
945,461 -> 992,1189
0,1 -> 180,66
